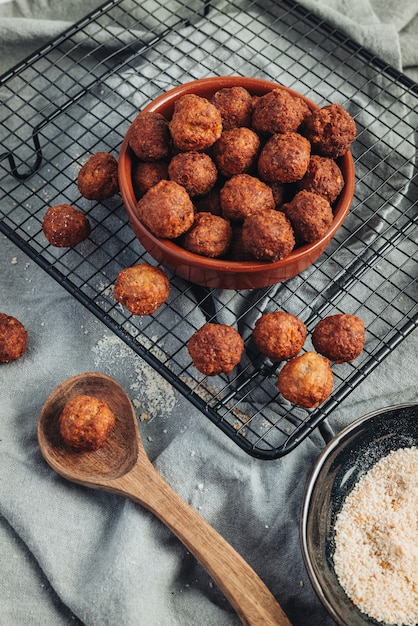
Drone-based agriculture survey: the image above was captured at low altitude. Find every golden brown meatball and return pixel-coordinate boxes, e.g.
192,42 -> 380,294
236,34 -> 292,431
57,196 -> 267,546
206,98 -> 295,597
194,187 -> 222,216
77,152 -> 119,200
227,224 -> 254,261
303,103 -> 356,158
282,190 -> 333,244
114,263 -> 170,316
278,351 -> 333,408
168,152 -> 217,197
135,180 -> 195,239
42,204 -> 91,247
128,111 -> 172,161
268,182 -> 287,208
132,161 -> 168,197
252,88 -> 310,135
59,394 -> 115,451
212,127 -> 260,177
210,86 -> 253,130
220,173 -> 275,221
0,313 -> 27,363
241,209 -> 295,262
169,94 -> 222,151
182,212 -> 232,258
258,132 -> 311,183
253,311 -> 307,361
312,313 -> 365,363
188,323 -> 244,376
297,155 -> 344,204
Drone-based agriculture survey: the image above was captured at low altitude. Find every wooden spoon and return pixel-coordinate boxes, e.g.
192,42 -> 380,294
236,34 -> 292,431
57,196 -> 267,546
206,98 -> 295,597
37,372 -> 292,626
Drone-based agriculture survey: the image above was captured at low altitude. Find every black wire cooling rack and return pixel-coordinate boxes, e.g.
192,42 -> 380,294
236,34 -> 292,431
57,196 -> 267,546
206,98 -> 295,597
1,0 -> 417,459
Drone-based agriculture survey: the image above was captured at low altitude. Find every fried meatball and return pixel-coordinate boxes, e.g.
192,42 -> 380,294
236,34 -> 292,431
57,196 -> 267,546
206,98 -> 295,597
168,152 -> 217,197
128,111 -> 172,161
282,190 -> 333,243
194,187 -> 222,216
220,173 -> 275,221
0,313 -> 27,363
210,86 -> 253,130
241,209 -> 295,262
212,127 -> 260,178
182,212 -> 232,258
136,180 -> 195,239
253,311 -> 307,362
132,161 -> 168,197
312,313 -> 365,363
297,155 -> 344,204
188,323 -> 244,376
227,224 -> 254,261
114,263 -> 170,316
169,94 -> 222,151
303,103 -> 356,158
278,351 -> 333,408
268,182 -> 287,208
77,152 -> 119,200
252,88 -> 310,135
42,204 -> 91,247
258,132 -> 311,183
59,394 -> 115,451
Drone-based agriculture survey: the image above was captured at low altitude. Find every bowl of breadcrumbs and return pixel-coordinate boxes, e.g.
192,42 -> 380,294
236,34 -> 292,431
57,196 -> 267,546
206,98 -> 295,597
301,403 -> 418,626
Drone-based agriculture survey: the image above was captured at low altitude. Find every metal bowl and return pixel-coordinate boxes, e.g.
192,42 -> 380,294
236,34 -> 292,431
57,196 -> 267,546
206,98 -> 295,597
118,76 -> 355,290
300,403 -> 418,626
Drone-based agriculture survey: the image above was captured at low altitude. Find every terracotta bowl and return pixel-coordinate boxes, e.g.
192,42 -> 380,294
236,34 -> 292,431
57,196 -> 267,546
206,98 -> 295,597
118,76 -> 355,290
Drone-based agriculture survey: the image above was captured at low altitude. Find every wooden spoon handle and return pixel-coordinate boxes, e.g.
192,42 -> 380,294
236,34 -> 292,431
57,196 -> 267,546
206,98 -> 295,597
109,459 -> 292,626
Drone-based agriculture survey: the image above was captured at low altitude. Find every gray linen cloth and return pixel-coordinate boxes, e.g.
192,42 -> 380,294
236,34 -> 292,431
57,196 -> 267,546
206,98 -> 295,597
1,1 -> 417,625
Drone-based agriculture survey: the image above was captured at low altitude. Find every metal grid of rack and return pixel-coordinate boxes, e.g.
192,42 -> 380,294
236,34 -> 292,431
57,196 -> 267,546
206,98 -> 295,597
1,0 -> 417,458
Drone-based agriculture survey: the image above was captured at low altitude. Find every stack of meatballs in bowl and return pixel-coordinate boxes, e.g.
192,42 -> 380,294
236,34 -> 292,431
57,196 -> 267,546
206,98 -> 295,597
118,76 -> 356,290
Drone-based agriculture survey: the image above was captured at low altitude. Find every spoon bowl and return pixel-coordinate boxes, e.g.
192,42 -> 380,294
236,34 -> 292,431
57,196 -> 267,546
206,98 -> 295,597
38,372 -> 138,482
38,372 -> 292,626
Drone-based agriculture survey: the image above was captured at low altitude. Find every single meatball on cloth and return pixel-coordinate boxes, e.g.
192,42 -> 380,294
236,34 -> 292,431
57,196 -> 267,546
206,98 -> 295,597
169,94 -> 222,151
258,132 -> 311,183
253,311 -> 307,362
135,180 -> 195,239
0,313 -> 27,363
312,313 -> 365,363
188,323 -> 244,376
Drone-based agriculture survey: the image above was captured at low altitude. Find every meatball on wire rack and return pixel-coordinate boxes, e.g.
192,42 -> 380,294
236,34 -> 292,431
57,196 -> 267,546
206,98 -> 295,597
0,0 -> 417,459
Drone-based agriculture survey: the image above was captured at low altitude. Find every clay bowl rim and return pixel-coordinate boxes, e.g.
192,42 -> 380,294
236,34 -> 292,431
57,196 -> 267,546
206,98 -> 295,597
118,76 -> 355,280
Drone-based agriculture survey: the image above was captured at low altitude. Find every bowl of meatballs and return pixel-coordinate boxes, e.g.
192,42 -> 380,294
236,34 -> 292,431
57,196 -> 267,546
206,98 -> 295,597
119,76 -> 356,290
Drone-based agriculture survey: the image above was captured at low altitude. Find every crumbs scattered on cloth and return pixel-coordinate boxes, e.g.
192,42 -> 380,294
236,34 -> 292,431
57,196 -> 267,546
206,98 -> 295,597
92,333 -> 176,419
